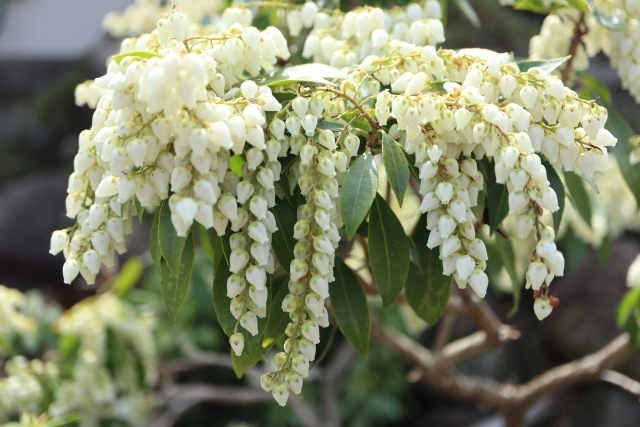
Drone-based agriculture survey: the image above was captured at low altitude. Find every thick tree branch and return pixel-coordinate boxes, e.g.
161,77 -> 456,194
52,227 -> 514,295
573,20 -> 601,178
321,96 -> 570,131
373,320 -> 634,414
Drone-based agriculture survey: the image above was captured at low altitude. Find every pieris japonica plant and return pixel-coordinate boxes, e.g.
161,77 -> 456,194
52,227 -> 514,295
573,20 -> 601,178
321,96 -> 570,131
49,0 -> 632,409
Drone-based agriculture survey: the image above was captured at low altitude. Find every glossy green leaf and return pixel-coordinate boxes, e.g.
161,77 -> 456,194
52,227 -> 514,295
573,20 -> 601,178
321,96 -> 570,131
402,147 -> 420,179
617,288 -> 640,328
496,236 -> 520,317
212,257 -> 236,336
382,133 -> 409,207
158,201 -> 188,276
452,0 -> 480,29
564,171 -> 592,226
112,51 -> 162,64
342,111 -> 372,132
112,256 -> 144,297
331,257 -> 371,357
262,275 -> 290,347
230,154 -> 245,177
258,63 -> 346,87
317,120 -> 344,131
543,160 -> 566,234
271,202 -> 297,273
159,232 -> 194,324
195,223 -> 216,264
513,0 -> 561,14
341,152 -> 379,240
220,232 -> 232,265
405,215 -> 452,325
593,7 -> 634,31
487,179 -> 510,236
368,195 -> 410,307
603,102 -> 640,207
515,56 -> 570,73
134,198 -> 144,223
150,206 -> 162,266
566,0 -> 589,12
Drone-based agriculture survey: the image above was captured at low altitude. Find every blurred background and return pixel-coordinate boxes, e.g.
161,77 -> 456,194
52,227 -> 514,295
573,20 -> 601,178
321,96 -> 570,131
0,1 -> 640,426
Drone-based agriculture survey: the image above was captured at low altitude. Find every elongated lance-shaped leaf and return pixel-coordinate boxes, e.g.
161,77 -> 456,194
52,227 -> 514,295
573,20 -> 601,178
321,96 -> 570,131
159,232 -> 194,324
564,171 -> 592,227
341,152 -> 378,240
150,207 -> 162,266
542,159 -> 566,234
381,133 -> 410,207
271,203 -> 297,274
405,215 -> 451,325
601,102 -> 640,207
368,195 -> 410,307
158,201 -> 188,276
331,257 -> 371,357
195,223 -> 216,264
515,56 -> 570,73
262,275 -> 290,348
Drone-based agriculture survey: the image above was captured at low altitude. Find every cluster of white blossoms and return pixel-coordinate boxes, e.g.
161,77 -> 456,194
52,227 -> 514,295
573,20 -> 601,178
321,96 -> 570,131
512,0 -> 640,102
0,357 -> 58,420
290,1 -> 444,67
0,285 -> 38,346
102,0 -> 224,38
258,93 -> 354,406
53,9 -> 290,287
368,44 -> 616,319
50,0 -> 619,407
49,293 -> 157,427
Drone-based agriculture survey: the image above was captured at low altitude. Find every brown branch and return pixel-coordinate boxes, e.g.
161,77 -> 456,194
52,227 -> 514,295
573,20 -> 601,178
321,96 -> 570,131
373,321 -> 634,415
600,369 -> 640,397
322,341 -> 358,427
561,13 -> 587,82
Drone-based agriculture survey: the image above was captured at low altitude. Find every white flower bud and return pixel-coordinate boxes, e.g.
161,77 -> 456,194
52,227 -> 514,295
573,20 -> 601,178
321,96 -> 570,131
534,297 -> 553,320
50,230 -> 69,255
63,259 -> 80,284
272,384 -> 290,407
593,128 -> 617,147
441,236 -> 461,258
230,333 -> 245,356
456,255 -> 475,281
536,187 -> 559,212
527,262 -> 547,291
468,270 -> 488,298
508,190 -> 529,214
435,182 -> 454,204
240,312 -> 259,336
301,320 -> 320,344
168,12 -> 188,41
419,191 -> 441,213
301,114 -> 318,136
249,284 -> 268,308
95,176 -> 119,198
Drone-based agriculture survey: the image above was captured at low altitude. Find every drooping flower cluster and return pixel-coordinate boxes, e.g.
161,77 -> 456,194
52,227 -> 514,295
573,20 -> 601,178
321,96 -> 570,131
49,293 -> 157,427
51,0 -> 618,407
0,357 -> 57,419
0,285 -> 38,346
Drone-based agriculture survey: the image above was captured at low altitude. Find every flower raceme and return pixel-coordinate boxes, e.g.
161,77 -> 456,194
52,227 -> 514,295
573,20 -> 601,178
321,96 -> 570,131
54,1 -> 615,407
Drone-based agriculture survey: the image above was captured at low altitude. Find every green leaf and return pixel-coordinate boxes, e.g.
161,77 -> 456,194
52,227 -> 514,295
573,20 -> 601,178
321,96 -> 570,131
262,275 -> 290,347
368,195 -> 410,307
496,236 -> 521,317
402,148 -> 420,180
515,56 -> 570,74
158,201 -> 188,276
271,202 -> 297,273
452,0 -> 480,29
45,413 -> 80,427
382,133 -> 410,207
564,171 -> 592,226
220,233 -> 232,265
627,313 -> 640,349
159,232 -> 195,324
341,152 -> 379,240
405,215 -> 452,325
617,288 -> 640,328
112,256 -> 144,297
603,102 -> 640,207
195,223 -> 216,264
134,197 -> 144,223
317,120 -> 345,131
593,7 -> 634,31
342,111 -> 372,132
331,257 -> 371,357
112,51 -> 162,64
487,177 -> 509,235
580,72 -> 612,105
513,0 -> 561,14
543,160 -> 566,234
58,335 -> 80,359
257,63 -> 347,87
212,257 -> 236,336
230,154 -> 245,177
150,207 -> 162,266
566,0 -> 589,12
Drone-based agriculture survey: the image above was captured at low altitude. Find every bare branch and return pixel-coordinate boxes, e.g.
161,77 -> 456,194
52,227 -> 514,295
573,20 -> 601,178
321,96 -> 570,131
601,369 -> 640,397
322,341 -> 358,427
